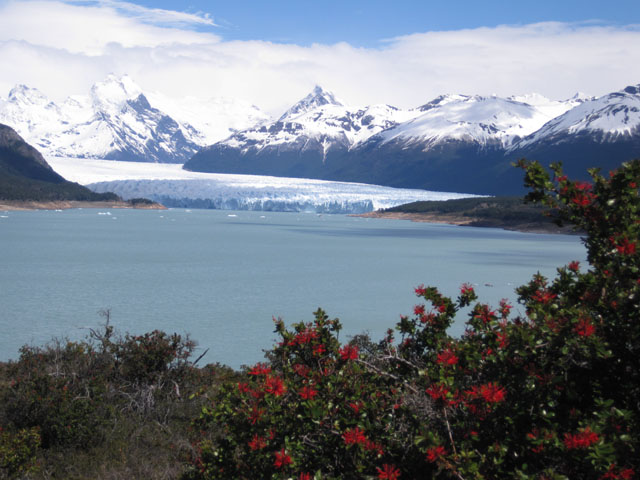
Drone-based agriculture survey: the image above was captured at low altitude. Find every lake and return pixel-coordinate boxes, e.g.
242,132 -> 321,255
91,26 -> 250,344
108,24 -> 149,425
0,208 -> 586,368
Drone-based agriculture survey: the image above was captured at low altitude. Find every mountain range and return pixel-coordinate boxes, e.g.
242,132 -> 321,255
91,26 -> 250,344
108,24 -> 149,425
0,75 -> 269,164
1,76 -> 639,195
185,84 -> 640,195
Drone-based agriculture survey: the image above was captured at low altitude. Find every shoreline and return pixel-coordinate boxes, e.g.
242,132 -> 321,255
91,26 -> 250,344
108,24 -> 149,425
354,211 -> 578,235
0,200 -> 167,211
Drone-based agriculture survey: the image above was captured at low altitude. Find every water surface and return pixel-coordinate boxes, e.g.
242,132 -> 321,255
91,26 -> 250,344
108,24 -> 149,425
0,208 -> 585,368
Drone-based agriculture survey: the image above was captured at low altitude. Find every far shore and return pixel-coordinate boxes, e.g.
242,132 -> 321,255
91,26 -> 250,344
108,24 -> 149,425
0,200 -> 166,211
353,210 -> 578,235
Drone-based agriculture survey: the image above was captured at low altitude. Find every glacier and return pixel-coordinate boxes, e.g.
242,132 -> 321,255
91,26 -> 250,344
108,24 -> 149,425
47,157 -> 480,214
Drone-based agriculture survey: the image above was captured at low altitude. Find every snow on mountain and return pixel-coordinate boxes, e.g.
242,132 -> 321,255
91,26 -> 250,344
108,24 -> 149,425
514,84 -> 640,148
375,94 -> 582,150
144,91 -> 271,146
186,87 -> 587,182
46,156 -> 478,213
279,85 -> 345,121
190,86 -> 421,170
0,74 -> 270,163
184,86 -> 608,195
0,85 -> 68,142
507,92 -> 589,124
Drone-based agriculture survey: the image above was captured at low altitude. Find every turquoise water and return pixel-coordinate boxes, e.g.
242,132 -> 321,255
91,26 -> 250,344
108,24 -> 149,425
0,208 -> 586,368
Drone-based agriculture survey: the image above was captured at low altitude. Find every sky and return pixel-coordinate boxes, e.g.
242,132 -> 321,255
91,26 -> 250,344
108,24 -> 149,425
0,0 -> 639,115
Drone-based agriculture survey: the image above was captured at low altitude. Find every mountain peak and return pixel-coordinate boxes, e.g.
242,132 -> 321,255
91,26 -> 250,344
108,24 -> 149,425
279,85 -> 343,121
7,84 -> 49,105
417,94 -> 469,112
90,74 -> 142,110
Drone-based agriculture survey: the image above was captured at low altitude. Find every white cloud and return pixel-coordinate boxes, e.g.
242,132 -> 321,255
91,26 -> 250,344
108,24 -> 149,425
0,0 -> 220,55
0,0 -> 639,117
65,0 -> 217,28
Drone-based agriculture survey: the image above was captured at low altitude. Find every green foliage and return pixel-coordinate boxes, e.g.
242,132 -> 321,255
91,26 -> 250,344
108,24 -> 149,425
384,196 -> 554,227
0,321 -> 221,478
0,170 -> 121,202
0,427 -> 41,478
185,159 -> 640,479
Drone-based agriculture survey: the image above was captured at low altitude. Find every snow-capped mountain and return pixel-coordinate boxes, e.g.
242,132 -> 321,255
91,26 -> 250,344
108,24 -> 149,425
3,76 -> 638,196
509,84 -> 640,180
184,86 -> 591,194
184,86 -> 423,176
515,85 -> 640,147
0,75 -> 270,163
373,94 -> 582,149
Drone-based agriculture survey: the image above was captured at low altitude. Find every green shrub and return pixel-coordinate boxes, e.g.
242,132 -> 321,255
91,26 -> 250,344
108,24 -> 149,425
0,427 -> 41,478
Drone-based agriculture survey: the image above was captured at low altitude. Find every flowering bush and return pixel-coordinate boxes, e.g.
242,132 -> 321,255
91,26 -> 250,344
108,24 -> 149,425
185,159 -> 640,479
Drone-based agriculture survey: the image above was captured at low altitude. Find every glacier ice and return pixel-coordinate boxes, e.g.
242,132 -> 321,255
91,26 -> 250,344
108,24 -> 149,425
47,157 -> 479,214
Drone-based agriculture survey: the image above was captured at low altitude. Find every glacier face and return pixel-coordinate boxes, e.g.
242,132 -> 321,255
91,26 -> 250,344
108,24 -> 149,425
47,157 -> 479,214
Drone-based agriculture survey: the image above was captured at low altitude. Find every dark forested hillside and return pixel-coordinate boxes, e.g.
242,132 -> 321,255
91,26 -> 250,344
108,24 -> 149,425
0,123 -> 119,202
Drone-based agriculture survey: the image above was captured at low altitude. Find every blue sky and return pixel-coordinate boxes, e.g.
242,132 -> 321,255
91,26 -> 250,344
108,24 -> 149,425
0,0 -> 639,114
127,0 -> 640,45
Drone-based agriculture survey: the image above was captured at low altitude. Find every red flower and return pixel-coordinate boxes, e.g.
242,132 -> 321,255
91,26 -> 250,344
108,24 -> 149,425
499,299 -> 512,317
474,304 -> 497,323
601,464 -> 635,480
365,439 -> 384,456
249,404 -> 265,424
339,344 -> 359,360
248,434 -> 267,450
415,284 -> 427,296
299,385 -> 318,400
343,427 -> 367,445
274,448 -> 292,469
237,382 -> 250,394
568,260 -> 580,272
414,304 -> 425,316
574,317 -> 595,337
299,473 -> 312,480
426,383 -> 449,401
460,283 -> 475,296
616,237 -> 637,255
426,445 -> 447,462
479,383 -> 506,403
496,331 -> 508,349
437,303 -> 447,313
293,363 -> 310,377
532,290 -> 557,304
572,193 -> 592,207
248,363 -> 272,376
575,181 -> 593,191
264,376 -> 287,396
563,426 -> 599,449
312,344 -> 326,356
376,463 -> 400,479
467,382 -> 506,404
437,348 -> 458,366
349,401 -> 362,414
290,328 -> 319,345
